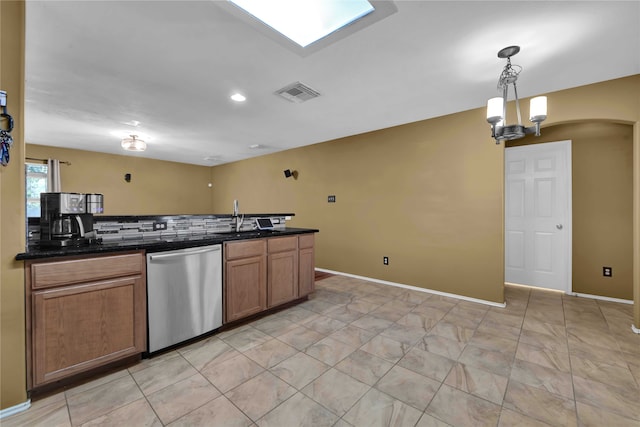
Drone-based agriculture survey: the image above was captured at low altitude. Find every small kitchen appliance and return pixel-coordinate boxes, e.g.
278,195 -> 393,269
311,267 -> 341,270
85,193 -> 104,214
39,192 -> 102,247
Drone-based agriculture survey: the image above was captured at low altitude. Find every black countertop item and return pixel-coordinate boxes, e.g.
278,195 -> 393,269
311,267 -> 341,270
16,227 -> 318,260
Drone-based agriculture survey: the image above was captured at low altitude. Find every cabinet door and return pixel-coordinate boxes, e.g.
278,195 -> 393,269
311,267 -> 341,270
299,246 -> 315,297
268,250 -> 298,308
32,276 -> 145,387
225,255 -> 267,322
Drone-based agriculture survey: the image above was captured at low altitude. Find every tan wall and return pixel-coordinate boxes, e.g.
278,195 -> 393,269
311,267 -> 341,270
508,122 -> 634,299
212,75 -> 640,309
1,0 -> 27,410
212,108 -> 507,303
26,145 -> 215,215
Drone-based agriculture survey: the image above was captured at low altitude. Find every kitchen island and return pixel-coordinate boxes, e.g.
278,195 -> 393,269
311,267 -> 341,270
17,217 -> 317,393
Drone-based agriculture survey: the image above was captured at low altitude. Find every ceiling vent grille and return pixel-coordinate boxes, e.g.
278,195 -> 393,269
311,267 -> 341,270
275,82 -> 321,103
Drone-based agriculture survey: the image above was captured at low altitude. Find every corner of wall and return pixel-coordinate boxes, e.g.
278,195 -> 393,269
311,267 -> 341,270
633,121 -> 640,329
0,0 -> 28,411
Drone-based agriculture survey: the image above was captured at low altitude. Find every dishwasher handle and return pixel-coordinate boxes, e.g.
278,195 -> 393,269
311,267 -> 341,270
148,245 -> 221,261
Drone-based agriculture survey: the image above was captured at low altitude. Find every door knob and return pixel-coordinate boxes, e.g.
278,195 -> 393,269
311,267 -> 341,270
556,224 -> 563,230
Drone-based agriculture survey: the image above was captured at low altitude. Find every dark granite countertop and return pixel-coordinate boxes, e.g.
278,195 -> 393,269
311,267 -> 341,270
16,227 -> 318,260
26,213 -> 296,225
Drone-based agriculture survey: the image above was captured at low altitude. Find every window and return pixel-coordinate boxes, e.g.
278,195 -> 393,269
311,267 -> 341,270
229,0 -> 374,47
26,163 -> 48,217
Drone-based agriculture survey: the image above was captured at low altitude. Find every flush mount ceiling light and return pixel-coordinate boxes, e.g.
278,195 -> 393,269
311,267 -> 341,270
121,134 -> 147,152
229,0 -> 374,47
486,46 -> 547,144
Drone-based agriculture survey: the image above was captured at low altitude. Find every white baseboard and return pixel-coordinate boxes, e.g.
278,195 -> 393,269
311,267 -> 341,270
504,282 -> 566,293
568,292 -> 633,305
315,268 -> 506,308
0,399 -> 30,419
632,324 -> 640,334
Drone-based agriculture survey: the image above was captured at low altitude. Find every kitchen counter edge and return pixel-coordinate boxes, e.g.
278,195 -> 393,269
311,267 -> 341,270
16,228 -> 319,260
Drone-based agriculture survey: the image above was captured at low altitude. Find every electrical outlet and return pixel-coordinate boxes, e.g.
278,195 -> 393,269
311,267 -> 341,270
328,195 -> 336,203
383,256 -> 389,265
603,266 -> 612,277
153,222 -> 167,231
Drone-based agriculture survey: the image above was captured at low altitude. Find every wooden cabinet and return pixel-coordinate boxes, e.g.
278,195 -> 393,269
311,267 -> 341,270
224,233 -> 316,323
25,251 -> 146,389
224,239 -> 267,322
267,236 -> 298,308
298,234 -> 315,297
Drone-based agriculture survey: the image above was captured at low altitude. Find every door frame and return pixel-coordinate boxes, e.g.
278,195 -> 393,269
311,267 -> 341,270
504,140 -> 573,293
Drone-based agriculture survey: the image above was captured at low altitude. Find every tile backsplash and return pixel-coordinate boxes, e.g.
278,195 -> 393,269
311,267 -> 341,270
28,214 -> 289,244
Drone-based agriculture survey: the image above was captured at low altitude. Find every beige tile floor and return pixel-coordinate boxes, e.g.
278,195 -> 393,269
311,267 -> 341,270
4,275 -> 640,426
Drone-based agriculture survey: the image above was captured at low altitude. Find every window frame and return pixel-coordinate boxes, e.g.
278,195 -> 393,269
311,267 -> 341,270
25,162 -> 48,218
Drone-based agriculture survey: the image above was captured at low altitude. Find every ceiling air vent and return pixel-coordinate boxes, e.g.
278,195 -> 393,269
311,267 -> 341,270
275,82 -> 320,103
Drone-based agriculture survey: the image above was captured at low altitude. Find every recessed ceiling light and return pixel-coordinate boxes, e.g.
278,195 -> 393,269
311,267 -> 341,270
229,0 -> 374,47
231,93 -> 247,102
249,144 -> 263,149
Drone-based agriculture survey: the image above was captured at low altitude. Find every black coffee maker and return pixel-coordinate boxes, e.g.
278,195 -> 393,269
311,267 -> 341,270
40,192 -> 102,247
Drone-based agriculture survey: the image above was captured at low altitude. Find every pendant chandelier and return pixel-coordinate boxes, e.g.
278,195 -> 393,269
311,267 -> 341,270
486,46 -> 547,144
121,134 -> 147,152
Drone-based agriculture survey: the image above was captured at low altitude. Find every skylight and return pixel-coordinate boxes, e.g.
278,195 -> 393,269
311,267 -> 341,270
229,0 -> 375,47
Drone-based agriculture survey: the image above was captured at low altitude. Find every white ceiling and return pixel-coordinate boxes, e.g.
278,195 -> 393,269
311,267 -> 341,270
25,1 -> 640,166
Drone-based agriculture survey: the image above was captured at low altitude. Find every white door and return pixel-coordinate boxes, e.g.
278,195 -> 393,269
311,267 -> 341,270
505,141 -> 572,292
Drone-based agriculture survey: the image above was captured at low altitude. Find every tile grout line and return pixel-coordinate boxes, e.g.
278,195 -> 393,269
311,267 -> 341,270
562,291 -> 580,425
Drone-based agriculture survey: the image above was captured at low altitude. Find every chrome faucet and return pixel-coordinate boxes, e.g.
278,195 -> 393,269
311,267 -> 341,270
232,199 -> 244,232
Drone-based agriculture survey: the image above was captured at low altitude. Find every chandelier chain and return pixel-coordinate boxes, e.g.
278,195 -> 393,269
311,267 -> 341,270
497,57 -> 522,91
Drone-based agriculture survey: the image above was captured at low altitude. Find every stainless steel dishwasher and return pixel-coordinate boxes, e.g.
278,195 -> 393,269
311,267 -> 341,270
146,244 -> 222,353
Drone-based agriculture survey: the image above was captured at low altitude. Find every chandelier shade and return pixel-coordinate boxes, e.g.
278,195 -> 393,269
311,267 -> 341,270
486,97 -> 504,125
529,96 -> 548,123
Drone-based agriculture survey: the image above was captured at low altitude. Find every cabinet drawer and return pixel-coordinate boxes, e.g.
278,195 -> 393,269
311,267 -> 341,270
298,233 -> 315,249
30,252 -> 144,289
225,239 -> 266,260
268,236 -> 297,253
